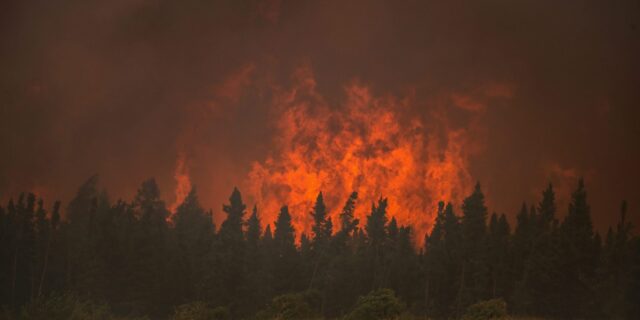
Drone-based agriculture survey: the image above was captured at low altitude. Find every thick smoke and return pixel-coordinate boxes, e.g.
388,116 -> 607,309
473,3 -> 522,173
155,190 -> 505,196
1,0 -> 639,231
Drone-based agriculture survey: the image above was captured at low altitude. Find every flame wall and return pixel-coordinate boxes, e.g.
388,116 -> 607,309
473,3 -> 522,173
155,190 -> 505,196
244,66 -> 478,240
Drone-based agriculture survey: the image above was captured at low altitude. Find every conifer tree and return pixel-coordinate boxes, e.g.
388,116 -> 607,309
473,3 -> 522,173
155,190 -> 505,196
246,205 -> 261,250
457,182 -> 489,311
311,192 -> 332,247
172,187 -> 213,302
215,188 -> 247,312
558,178 -> 598,318
128,178 -> 170,316
487,213 -> 510,299
242,205 -> 268,316
273,206 -> 299,294
334,192 -> 359,251
365,198 -> 389,289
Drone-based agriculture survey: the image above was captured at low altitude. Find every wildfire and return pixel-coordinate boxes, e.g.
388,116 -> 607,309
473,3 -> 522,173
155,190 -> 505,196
167,65 -> 506,242
246,66 -> 477,242
168,152 -> 192,220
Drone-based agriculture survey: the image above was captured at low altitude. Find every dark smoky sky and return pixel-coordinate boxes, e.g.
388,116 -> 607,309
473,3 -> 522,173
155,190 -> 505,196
1,0 -> 639,231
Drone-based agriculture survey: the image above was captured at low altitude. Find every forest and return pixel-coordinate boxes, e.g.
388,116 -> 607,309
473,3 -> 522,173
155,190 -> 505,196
0,176 -> 638,319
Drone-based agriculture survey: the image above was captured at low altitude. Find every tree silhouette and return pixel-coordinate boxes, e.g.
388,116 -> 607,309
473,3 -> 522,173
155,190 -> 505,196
0,177 -> 638,319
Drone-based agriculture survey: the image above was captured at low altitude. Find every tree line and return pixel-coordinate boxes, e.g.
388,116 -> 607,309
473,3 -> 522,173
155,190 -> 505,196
0,176 -> 638,319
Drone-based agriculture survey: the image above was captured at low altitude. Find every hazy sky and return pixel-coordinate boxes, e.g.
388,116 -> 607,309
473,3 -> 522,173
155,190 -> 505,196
1,0 -> 639,232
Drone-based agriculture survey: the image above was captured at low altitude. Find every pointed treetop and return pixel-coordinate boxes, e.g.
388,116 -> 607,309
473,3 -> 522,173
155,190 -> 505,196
223,187 -> 246,216
246,205 -> 262,245
263,224 -> 273,241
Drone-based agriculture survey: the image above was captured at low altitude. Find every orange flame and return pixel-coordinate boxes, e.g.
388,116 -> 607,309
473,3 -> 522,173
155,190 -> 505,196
168,152 -> 192,220
247,66 -> 478,242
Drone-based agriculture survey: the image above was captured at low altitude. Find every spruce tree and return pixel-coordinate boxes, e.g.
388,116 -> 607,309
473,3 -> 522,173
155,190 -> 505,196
172,187 -> 213,302
558,178 -> 598,318
457,183 -> 489,311
215,187 -> 247,312
128,178 -> 170,316
272,206 -> 299,294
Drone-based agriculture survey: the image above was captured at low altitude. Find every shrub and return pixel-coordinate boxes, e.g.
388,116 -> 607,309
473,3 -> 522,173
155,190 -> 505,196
172,302 -> 229,320
255,291 -> 319,320
462,298 -> 508,320
18,293 -> 129,320
345,288 -> 405,320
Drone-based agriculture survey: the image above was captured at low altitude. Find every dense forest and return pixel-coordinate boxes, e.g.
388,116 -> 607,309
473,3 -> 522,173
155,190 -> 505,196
0,176 -> 638,319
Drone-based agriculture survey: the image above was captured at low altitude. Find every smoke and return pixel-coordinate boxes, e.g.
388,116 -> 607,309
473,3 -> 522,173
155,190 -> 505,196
1,0 -> 639,232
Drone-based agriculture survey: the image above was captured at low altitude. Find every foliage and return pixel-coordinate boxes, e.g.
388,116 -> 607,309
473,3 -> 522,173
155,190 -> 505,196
17,293 -> 142,320
171,301 -> 229,320
255,292 -> 319,320
344,289 -> 405,320
462,298 -> 508,320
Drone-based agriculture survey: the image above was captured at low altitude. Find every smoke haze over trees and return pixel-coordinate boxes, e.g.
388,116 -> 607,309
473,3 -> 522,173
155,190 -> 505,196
1,0 -> 639,232
2,0 -> 640,319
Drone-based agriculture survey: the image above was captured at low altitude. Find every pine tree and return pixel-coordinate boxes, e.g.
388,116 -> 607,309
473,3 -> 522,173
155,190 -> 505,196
334,192 -> 359,251
365,198 -> 389,289
538,184 -> 557,231
558,178 -> 598,318
272,206 -> 299,294
128,178 -> 171,316
308,192 -> 333,301
424,202 -> 462,316
599,200 -> 635,318
324,192 -> 360,317
457,182 -> 489,311
522,183 -> 563,317
487,213 -> 510,299
172,187 -> 213,302
64,177 -> 112,299
215,187 -> 247,313
242,205 -> 268,315
246,205 -> 261,250
366,198 -> 388,249
512,202 -> 534,312
311,192 -> 332,247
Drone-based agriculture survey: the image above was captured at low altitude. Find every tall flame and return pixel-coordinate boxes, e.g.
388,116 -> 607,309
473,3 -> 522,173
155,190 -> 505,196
247,67 -> 477,241
168,152 -> 192,219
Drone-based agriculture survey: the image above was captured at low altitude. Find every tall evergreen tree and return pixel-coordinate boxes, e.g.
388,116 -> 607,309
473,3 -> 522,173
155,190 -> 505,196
558,178 -> 599,318
457,182 -> 489,311
127,178 -> 170,316
242,205 -> 269,315
272,206 -> 299,294
365,198 -> 389,289
311,192 -> 332,247
334,192 -> 359,251
172,187 -> 213,302
487,213 -> 510,299
308,192 -> 333,302
215,187 -> 247,313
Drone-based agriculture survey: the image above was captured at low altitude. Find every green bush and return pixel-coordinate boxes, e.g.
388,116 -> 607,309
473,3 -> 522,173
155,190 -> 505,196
462,298 -> 508,320
18,293 -> 134,320
344,288 -> 405,320
255,292 -> 320,320
171,302 -> 229,320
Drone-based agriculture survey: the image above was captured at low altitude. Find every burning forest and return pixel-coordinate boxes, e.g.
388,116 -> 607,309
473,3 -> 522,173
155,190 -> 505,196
1,0 -> 639,319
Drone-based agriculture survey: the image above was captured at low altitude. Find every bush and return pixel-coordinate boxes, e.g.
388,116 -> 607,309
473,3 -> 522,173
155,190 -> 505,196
172,302 -> 229,320
18,293 -> 135,320
345,289 -> 405,320
255,292 -> 319,320
462,298 -> 508,320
